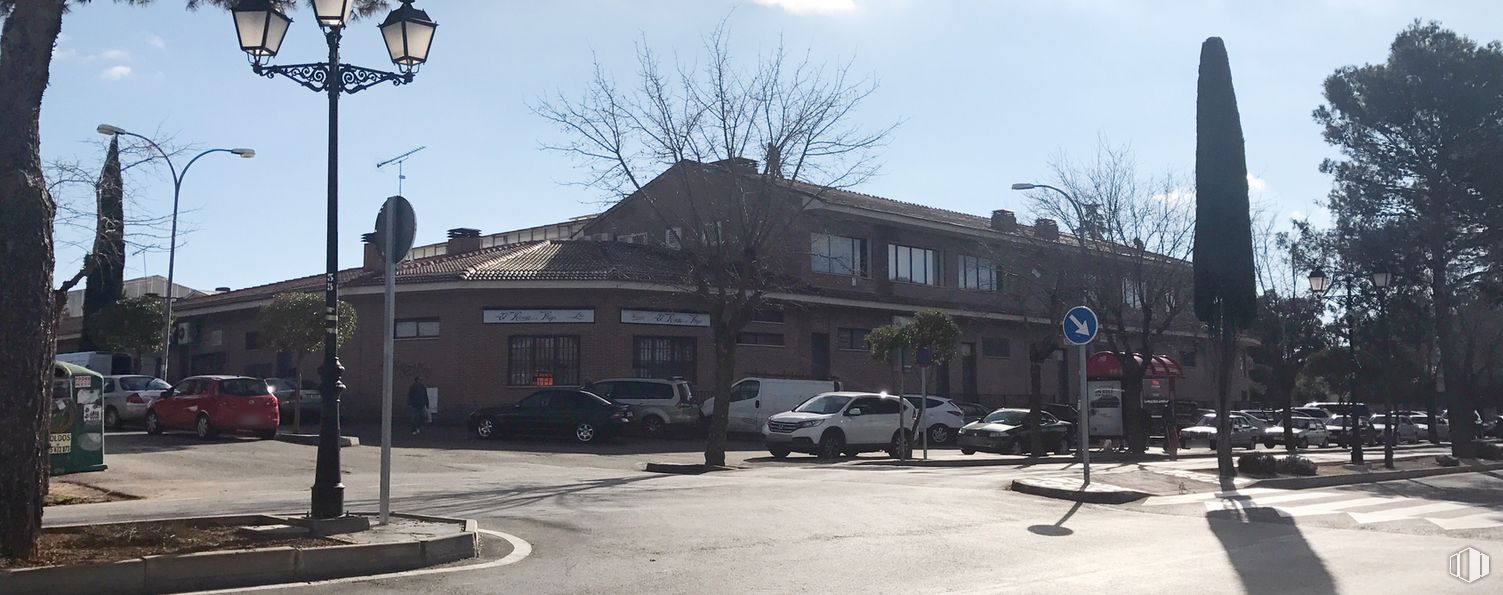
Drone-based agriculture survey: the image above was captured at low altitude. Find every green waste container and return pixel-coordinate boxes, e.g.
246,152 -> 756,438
51,361 -> 107,474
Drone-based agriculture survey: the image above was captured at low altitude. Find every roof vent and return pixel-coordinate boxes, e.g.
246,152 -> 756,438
214,286 -> 231,293
448,227 -> 481,239
990,209 -> 1017,232
1034,218 -> 1059,241
447,227 -> 483,254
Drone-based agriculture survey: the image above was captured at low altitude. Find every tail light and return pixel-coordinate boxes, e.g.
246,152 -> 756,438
947,410 -> 963,417
126,393 -> 145,404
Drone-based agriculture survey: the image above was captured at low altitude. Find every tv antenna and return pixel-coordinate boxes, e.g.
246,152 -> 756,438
376,145 -> 427,195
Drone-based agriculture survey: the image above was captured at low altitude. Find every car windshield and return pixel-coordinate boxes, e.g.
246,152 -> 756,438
219,378 -> 271,396
794,395 -> 852,414
1371,415 -> 1392,424
982,410 -> 1027,425
120,376 -> 169,391
1195,414 -> 1217,426
1329,415 -> 1350,426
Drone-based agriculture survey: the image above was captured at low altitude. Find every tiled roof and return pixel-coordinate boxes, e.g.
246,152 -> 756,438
173,240 -> 687,313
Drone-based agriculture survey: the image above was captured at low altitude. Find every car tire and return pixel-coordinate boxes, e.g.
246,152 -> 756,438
818,431 -> 845,459
960,448 -> 975,455
1320,438 -> 1330,448
195,414 -> 217,440
886,430 -> 911,459
145,410 -> 162,435
255,428 -> 277,440
1265,440 -> 1276,449
641,416 -> 667,440
769,447 -> 790,459
104,406 -> 122,430
474,416 -> 499,440
1298,437 -> 1309,449
927,424 -> 952,445
1244,439 -> 1257,450
1054,436 -> 1071,455
573,421 -> 597,444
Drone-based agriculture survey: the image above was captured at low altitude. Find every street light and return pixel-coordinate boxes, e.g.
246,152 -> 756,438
96,124 -> 253,382
1307,266 -> 1366,464
229,0 -> 438,521
1370,269 -> 1396,468
1307,268 -> 1330,296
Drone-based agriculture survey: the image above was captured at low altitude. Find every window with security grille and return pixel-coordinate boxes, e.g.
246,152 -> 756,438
508,336 -> 581,386
633,336 -> 696,381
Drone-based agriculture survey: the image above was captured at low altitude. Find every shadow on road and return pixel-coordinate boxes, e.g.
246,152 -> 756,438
103,430 -> 267,454
416,474 -> 670,518
1206,476 -> 1335,595
1027,501 -> 1082,536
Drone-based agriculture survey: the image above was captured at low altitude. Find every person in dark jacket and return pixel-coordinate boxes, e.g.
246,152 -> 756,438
407,377 -> 429,435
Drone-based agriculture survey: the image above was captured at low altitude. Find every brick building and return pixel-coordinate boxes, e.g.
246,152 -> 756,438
161,159 -> 1248,422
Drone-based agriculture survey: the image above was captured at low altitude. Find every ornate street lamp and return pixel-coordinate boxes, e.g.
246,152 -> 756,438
230,0 -> 438,521
1307,268 -> 1330,296
1370,270 -> 1391,289
1308,266 -> 1365,464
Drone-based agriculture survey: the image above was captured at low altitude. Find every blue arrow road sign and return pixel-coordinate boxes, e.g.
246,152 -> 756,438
1062,306 -> 1098,345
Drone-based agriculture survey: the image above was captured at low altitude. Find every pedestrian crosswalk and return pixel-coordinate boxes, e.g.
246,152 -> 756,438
1142,487 -> 1503,530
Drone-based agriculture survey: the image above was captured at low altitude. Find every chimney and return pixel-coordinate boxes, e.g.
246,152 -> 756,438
990,209 -> 1017,232
446,227 -> 483,254
361,232 -> 383,272
764,143 -> 782,177
710,156 -> 758,174
214,287 -> 231,293
1034,218 -> 1059,241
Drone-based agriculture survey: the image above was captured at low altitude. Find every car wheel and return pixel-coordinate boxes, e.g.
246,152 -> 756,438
1245,439 -> 1257,450
886,430 -> 911,459
641,416 -> 667,440
1320,438 -> 1330,448
769,447 -> 790,459
1054,436 -> 1071,455
1265,440 -> 1276,449
195,414 -> 217,440
1298,437 -> 1309,449
818,431 -> 845,459
960,448 -> 975,455
104,406 -> 121,430
927,424 -> 952,445
574,421 -> 597,444
255,428 -> 277,440
475,416 -> 499,440
145,411 -> 162,435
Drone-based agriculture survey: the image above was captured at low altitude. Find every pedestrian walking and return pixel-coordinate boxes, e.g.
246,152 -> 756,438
408,376 -> 430,435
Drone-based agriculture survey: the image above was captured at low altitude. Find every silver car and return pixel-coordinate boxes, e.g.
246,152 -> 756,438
584,378 -> 698,439
1262,415 -> 1331,449
1178,412 -> 1261,450
1369,414 -> 1421,444
102,374 -> 170,429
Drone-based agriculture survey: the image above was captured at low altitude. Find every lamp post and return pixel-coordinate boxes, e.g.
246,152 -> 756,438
229,0 -> 437,520
1370,270 -> 1394,469
1308,267 -> 1365,465
95,124 -> 253,381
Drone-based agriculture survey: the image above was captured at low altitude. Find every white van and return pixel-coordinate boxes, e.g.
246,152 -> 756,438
700,377 -> 841,433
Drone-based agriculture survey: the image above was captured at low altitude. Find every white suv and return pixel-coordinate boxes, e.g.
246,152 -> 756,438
901,395 -> 967,445
764,392 -> 914,459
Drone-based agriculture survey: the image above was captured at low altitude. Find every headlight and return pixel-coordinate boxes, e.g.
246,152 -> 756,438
797,419 -> 826,429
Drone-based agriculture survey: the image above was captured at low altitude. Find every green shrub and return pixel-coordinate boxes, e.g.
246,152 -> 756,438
1436,454 -> 1460,467
1277,455 -> 1318,476
1237,452 -> 1278,476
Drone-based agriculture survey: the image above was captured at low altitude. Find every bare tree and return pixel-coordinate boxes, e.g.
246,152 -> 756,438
535,23 -> 894,466
1023,143 -> 1196,453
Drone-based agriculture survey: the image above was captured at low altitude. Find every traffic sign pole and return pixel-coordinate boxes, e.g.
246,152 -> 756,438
1062,306 -> 1098,486
376,196 -> 416,525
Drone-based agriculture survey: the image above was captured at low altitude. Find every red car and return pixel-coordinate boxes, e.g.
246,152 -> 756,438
146,375 -> 280,440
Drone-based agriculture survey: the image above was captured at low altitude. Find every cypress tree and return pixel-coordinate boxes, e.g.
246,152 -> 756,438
80,136 -> 125,351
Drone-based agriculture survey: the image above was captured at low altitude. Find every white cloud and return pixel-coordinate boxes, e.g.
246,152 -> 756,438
1247,172 -> 1268,193
1153,187 -> 1195,205
1289,210 -> 1306,222
146,35 -> 166,50
100,65 -> 133,81
754,0 -> 859,15
98,48 -> 131,61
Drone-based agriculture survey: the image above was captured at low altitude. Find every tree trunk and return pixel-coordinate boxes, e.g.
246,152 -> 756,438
1121,367 -> 1147,453
1028,353 -> 1044,456
0,0 -> 68,560
1431,257 -> 1475,458
703,323 -> 737,467
1215,329 -> 1237,477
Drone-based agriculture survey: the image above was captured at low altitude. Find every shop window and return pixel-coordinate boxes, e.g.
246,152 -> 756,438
633,336 -> 697,382
736,332 -> 785,347
508,336 -> 580,386
836,328 -> 869,351
396,318 -> 440,339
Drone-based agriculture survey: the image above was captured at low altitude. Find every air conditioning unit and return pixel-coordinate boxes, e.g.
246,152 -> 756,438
174,322 -> 198,345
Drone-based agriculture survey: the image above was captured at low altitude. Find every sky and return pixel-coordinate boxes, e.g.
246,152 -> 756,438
36,0 -> 1503,292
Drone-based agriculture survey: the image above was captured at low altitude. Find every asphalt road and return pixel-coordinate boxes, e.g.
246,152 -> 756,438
46,429 -> 1497,594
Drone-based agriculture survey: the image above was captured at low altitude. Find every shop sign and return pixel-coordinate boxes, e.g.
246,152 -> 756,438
483,308 -> 595,324
621,309 -> 710,327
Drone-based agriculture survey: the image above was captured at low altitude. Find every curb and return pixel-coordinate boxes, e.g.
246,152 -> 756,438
1244,460 -> 1503,490
4,513 -> 477,595
275,433 -> 360,447
856,455 -> 1076,468
640,462 -> 736,475
1010,479 -> 1149,504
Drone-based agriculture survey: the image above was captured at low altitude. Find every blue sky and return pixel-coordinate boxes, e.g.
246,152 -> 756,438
39,0 -> 1503,292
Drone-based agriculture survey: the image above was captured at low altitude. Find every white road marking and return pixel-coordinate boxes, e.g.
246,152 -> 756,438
1428,511 -> 1503,531
1267,495 -> 1406,517
184,528 -> 532,594
1347,502 -> 1471,524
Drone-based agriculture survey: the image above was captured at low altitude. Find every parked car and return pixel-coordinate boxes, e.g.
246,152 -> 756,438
1324,415 -> 1378,448
763,392 -> 915,459
1236,409 -> 1277,435
469,389 -> 631,443
267,378 -> 323,423
1262,415 -> 1330,449
957,408 -> 1073,456
952,400 -> 991,424
702,377 -> 842,434
901,395 -> 967,445
1178,413 -> 1261,450
1368,413 -> 1420,444
585,378 -> 697,439
1303,401 -> 1372,419
1406,414 -> 1449,442
101,374 -> 170,429
1042,403 -> 1079,424
1287,407 -> 1335,421
146,376 -> 280,440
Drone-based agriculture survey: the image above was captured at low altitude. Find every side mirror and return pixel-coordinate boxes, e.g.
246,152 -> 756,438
846,408 -> 863,416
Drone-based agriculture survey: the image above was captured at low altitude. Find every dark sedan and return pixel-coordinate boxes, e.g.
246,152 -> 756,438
957,408 -> 1072,455
953,400 -> 991,424
469,389 -> 632,444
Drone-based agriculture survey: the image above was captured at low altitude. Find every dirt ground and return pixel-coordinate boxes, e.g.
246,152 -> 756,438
1,520 -> 336,569
44,481 -> 134,507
